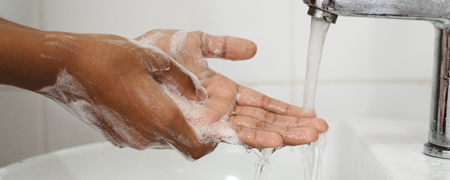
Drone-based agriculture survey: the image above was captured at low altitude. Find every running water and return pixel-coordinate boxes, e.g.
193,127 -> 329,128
298,15 -> 330,180
303,17 -> 330,110
298,134 -> 328,180
254,148 -> 275,180
254,16 -> 331,180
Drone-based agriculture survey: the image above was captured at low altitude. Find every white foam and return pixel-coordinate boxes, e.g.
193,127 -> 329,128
38,69 -> 147,149
138,31 -> 166,45
44,34 -> 82,54
98,39 -> 128,48
158,83 -> 239,147
131,39 -> 208,101
40,53 -> 60,61
235,93 -> 241,102
200,32 -> 225,57
168,31 -> 188,59
129,39 -> 171,73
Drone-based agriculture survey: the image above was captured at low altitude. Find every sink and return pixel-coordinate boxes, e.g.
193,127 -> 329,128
0,119 -> 446,180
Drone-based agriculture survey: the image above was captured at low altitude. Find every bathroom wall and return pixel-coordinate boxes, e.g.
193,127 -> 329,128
0,0 -> 434,167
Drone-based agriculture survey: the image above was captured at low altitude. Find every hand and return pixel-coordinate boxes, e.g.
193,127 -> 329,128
136,30 -> 328,148
36,33 -> 215,159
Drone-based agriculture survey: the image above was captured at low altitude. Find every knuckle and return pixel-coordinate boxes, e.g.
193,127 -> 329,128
261,96 -> 271,107
263,111 -> 276,124
234,106 -> 242,115
255,121 -> 266,130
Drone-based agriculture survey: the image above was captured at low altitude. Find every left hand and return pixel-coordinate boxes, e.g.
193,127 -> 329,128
136,30 -> 328,148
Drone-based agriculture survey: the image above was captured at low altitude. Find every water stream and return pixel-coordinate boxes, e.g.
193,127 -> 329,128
303,16 -> 331,110
253,16 -> 331,180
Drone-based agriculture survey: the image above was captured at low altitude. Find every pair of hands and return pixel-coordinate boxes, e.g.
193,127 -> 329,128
39,29 -> 328,160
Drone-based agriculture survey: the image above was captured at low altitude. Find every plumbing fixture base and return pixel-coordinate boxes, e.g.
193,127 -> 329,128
423,143 -> 450,159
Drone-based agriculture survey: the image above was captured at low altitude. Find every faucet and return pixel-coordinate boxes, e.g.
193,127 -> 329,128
302,0 -> 450,159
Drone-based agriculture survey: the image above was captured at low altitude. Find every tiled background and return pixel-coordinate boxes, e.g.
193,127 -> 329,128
0,0 -> 435,167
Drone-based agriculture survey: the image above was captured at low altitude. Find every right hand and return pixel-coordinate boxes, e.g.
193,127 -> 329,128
37,32 -> 216,159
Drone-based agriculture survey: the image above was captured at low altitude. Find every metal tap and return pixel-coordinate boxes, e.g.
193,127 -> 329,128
302,0 -> 450,159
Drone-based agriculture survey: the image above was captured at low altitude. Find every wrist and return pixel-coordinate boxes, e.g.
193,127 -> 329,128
25,30 -> 76,91
0,29 -> 81,91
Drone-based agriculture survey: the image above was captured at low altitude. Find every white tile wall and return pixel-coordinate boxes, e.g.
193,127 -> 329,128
0,0 -> 438,167
0,88 -> 44,167
0,0 -> 40,29
294,82 -> 432,122
42,0 -> 293,83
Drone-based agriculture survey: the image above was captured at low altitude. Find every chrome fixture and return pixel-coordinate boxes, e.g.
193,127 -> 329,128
303,0 -> 450,159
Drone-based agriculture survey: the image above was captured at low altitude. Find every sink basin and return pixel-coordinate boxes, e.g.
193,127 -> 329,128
0,119 -> 447,180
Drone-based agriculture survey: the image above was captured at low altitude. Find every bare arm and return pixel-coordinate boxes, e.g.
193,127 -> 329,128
0,18 -> 63,90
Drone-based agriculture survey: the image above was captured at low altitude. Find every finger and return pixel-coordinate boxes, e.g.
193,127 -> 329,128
139,45 -> 207,101
192,121 -> 281,149
234,106 -> 328,133
229,116 -> 319,145
233,125 -> 283,148
196,31 -> 257,60
236,86 -> 316,118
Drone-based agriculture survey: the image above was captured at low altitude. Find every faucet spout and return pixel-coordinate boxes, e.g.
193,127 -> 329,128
304,0 -> 450,25
307,7 -> 338,24
303,0 -> 450,159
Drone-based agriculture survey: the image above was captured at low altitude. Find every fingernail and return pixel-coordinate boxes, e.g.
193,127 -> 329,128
196,88 -> 207,101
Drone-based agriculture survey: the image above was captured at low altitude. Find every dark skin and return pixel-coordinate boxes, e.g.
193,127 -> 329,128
0,18 -> 328,160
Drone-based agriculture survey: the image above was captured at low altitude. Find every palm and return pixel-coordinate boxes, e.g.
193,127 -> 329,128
136,30 -> 328,148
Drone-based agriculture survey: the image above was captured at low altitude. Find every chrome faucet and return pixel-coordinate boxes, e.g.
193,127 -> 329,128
302,0 -> 450,159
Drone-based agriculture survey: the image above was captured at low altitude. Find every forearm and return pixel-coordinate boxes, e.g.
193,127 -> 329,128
0,18 -> 67,91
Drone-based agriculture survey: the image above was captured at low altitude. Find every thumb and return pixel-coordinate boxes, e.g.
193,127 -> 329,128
152,59 -> 207,101
136,44 -> 207,101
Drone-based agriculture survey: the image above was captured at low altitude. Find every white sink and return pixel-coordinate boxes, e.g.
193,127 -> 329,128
0,119 -> 447,180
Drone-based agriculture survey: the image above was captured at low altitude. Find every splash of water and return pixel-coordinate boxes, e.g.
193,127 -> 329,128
253,16 -> 331,180
298,134 -> 327,180
253,135 -> 327,180
254,148 -> 275,180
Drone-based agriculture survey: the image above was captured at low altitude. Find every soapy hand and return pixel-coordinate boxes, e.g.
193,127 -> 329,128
136,30 -> 328,150
35,33 -> 218,159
